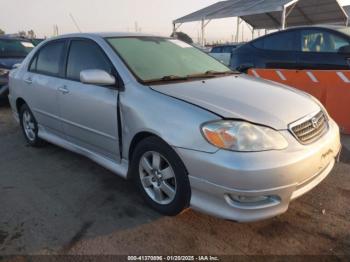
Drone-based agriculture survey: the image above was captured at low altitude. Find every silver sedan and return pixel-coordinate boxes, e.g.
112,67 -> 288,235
8,33 -> 341,222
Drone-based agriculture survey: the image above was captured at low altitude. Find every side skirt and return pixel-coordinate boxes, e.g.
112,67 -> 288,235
38,125 -> 129,179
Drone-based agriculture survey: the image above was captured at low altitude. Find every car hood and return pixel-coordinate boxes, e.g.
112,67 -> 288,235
0,58 -> 24,69
150,74 -> 320,130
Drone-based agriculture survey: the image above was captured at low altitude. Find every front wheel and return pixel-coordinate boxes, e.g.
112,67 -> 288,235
131,137 -> 191,216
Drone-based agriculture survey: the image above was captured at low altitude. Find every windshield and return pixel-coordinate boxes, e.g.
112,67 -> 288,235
107,37 -> 231,83
0,39 -> 34,58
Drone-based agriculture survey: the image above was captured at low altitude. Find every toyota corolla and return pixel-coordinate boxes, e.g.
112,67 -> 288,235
8,33 -> 341,222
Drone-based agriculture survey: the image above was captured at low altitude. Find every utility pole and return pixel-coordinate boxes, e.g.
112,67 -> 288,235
53,25 -> 59,36
69,13 -> 82,33
235,17 -> 240,43
201,19 -> 205,46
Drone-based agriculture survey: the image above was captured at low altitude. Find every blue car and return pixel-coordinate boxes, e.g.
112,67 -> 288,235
230,25 -> 350,72
0,37 -> 34,99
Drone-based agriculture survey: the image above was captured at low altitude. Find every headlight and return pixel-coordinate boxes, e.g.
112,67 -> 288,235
201,121 -> 288,152
0,68 -> 10,77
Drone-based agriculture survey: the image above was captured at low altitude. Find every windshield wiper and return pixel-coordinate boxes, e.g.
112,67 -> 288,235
186,70 -> 238,79
143,75 -> 189,83
205,70 -> 238,76
143,70 -> 238,84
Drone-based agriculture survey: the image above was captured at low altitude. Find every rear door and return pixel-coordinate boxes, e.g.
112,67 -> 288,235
58,39 -> 120,161
24,40 -> 66,137
296,29 -> 350,70
251,30 -> 298,69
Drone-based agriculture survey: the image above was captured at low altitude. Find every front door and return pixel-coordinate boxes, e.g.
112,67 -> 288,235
58,39 -> 120,161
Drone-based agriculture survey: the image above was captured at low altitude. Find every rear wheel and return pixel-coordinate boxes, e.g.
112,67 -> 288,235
131,136 -> 191,216
19,104 -> 44,147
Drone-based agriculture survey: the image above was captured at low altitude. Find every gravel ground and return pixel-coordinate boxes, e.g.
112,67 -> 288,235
0,102 -> 349,256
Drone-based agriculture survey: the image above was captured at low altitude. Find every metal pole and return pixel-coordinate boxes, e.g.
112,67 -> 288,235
281,6 -> 287,30
173,23 -> 176,35
69,13 -> 82,33
201,19 -> 205,47
236,17 -> 240,43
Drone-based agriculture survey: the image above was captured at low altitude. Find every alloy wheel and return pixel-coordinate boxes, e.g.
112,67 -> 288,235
139,151 -> 177,205
22,110 -> 36,142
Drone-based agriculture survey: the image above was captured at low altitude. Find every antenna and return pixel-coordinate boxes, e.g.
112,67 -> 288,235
53,24 -> 59,36
69,13 -> 82,33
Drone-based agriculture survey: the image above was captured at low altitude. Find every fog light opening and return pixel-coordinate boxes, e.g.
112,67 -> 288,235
225,194 -> 281,209
231,195 -> 270,203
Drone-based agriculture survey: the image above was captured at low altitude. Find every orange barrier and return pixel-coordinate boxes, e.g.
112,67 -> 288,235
248,69 -> 350,134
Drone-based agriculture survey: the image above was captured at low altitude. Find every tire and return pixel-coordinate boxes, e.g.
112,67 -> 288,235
130,136 -> 191,216
19,103 -> 44,147
0,96 -> 8,107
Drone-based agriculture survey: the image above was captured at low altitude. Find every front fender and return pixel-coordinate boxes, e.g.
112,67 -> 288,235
120,83 -> 221,159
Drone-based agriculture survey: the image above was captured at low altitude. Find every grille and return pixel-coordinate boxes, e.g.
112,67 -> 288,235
290,111 -> 328,144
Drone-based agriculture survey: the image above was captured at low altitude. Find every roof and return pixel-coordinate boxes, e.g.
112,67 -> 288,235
174,0 -> 348,29
55,32 -> 155,39
343,5 -> 350,16
0,35 -> 32,41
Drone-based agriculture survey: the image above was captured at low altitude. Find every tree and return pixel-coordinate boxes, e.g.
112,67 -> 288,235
170,31 -> 193,44
0,28 -> 5,35
18,31 -> 26,37
27,30 -> 36,39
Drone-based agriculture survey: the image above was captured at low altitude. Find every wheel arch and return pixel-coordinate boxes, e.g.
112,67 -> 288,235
127,131 -> 189,179
16,97 -> 27,113
128,131 -> 159,162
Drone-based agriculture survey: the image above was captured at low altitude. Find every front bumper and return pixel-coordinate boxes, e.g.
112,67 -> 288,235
175,119 -> 341,222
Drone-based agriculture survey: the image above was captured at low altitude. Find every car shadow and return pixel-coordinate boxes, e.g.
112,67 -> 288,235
0,125 -> 163,254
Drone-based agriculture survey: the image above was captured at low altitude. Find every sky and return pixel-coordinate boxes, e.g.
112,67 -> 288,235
1,0 -> 350,43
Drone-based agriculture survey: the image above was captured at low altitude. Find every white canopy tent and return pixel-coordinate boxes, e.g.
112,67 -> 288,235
173,0 -> 348,46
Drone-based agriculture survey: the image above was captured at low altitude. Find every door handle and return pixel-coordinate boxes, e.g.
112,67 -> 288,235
58,86 -> 69,94
24,78 -> 32,85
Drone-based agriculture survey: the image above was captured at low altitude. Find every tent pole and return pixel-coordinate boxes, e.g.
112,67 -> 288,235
281,6 -> 287,30
201,19 -> 205,47
236,17 -> 240,43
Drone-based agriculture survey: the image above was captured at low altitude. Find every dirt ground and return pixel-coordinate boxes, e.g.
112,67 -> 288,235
0,101 -> 349,256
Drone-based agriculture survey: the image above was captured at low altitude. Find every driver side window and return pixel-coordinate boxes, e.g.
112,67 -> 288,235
66,40 -> 112,81
301,30 -> 350,53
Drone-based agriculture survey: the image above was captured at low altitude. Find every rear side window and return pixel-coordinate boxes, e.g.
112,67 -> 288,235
301,29 -> 350,53
222,46 -> 235,53
253,31 -> 296,51
211,47 -> 222,53
66,40 -> 112,81
32,41 -> 65,76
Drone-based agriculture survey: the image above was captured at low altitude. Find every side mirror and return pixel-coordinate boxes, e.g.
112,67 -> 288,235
236,63 -> 254,73
80,69 -> 116,86
338,45 -> 350,54
13,63 -> 22,69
